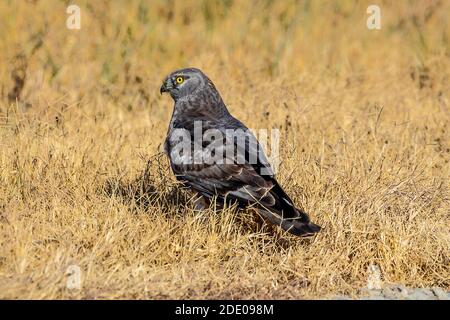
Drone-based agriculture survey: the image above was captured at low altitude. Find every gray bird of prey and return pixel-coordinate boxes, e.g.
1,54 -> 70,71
160,67 -> 321,236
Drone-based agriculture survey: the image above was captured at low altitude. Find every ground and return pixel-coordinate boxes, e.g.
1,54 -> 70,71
0,1 -> 449,299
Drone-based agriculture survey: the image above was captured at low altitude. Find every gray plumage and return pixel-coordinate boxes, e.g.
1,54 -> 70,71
160,68 -> 321,236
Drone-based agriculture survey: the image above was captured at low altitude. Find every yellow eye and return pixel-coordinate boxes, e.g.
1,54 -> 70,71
175,76 -> 184,84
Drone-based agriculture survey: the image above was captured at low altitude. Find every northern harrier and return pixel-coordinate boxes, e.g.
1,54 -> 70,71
160,68 -> 321,236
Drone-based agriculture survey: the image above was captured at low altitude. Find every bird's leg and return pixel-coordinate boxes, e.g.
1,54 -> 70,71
193,194 -> 210,211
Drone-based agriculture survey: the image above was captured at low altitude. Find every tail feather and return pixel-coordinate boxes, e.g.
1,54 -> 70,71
281,219 -> 322,237
257,207 -> 321,237
257,181 -> 321,237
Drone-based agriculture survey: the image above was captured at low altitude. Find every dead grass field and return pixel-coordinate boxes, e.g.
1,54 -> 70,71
0,0 -> 449,299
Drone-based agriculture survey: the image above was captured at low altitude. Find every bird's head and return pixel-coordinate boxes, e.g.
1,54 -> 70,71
160,67 -> 215,101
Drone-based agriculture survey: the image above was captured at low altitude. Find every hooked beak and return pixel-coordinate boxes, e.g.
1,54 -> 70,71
159,84 -> 167,95
160,79 -> 170,94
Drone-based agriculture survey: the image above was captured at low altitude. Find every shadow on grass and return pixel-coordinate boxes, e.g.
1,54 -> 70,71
102,154 -> 191,214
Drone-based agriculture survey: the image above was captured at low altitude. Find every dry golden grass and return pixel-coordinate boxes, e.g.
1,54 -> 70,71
0,0 -> 449,299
